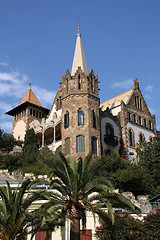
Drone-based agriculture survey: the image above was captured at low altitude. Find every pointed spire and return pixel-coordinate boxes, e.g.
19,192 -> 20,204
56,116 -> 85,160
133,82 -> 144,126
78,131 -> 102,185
71,26 -> 88,76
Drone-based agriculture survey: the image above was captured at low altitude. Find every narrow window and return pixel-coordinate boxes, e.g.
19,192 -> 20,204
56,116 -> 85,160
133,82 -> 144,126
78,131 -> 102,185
66,78 -> 68,92
92,110 -> 96,128
78,74 -> 81,90
78,108 -> 84,125
33,110 -> 35,116
139,133 -> 144,143
144,119 -> 147,127
59,96 -> 62,108
135,96 -> 137,108
57,99 -> 59,110
140,98 -> 142,110
65,137 -> 70,155
129,129 -> 135,147
92,137 -> 97,155
42,113 -> 44,118
128,112 -> 131,121
76,135 -> 85,153
64,111 -> 69,129
39,112 -> 41,118
139,116 -> 141,125
149,120 -> 151,130
137,96 -> 139,109
106,124 -> 114,136
133,114 -> 136,123
36,111 -> 38,118
30,109 -> 32,116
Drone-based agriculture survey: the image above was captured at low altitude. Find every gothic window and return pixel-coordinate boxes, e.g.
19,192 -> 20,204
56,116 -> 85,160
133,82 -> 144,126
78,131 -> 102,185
144,119 -> 147,127
92,109 -> 96,128
76,135 -> 85,153
106,123 -> 114,136
78,108 -> 84,125
140,98 -> 142,110
137,96 -> 139,109
138,116 -> 141,125
139,133 -> 145,143
149,120 -> 151,130
64,111 -> 69,129
128,129 -> 135,147
78,74 -> 81,90
65,137 -> 70,155
91,137 -> 97,155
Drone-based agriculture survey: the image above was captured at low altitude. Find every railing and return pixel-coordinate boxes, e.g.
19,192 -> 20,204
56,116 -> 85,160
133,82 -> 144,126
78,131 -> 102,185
104,134 -> 118,146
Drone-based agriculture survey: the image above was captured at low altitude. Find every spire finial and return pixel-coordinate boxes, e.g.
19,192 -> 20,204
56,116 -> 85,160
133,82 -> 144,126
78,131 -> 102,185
77,25 -> 81,37
29,81 -> 31,89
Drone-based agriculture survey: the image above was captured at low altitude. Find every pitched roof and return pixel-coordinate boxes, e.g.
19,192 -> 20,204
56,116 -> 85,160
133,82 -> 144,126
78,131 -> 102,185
100,88 -> 134,111
19,87 -> 42,107
71,26 -> 88,76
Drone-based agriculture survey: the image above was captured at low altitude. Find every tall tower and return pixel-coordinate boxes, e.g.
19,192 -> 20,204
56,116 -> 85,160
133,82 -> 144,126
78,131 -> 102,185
6,83 -> 49,141
61,26 -> 101,158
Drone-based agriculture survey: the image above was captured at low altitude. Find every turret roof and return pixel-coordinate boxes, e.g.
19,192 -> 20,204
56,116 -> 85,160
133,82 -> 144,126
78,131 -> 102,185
71,26 -> 88,76
19,85 -> 42,107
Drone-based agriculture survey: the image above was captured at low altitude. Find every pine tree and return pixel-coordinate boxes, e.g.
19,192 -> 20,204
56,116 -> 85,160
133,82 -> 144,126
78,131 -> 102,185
22,128 -> 39,164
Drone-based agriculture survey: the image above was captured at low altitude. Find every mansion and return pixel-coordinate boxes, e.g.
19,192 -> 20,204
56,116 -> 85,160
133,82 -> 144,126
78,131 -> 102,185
6,27 -> 156,161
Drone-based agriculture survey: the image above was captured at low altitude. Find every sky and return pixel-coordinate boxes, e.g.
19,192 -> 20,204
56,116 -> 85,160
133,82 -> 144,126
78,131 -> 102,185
0,0 -> 160,133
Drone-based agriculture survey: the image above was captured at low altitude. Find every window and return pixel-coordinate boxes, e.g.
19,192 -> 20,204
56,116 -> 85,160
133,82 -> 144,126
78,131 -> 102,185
92,137 -> 97,155
138,116 -> 141,125
149,120 -> 151,130
106,124 -> 114,136
133,114 -> 136,123
36,111 -> 38,118
59,96 -> 62,108
66,78 -> 68,92
78,74 -> 81,89
57,99 -> 59,110
92,109 -> 96,128
33,109 -> 35,116
76,135 -> 85,153
149,136 -> 153,142
39,112 -> 41,118
144,119 -> 147,127
140,98 -> 142,110
78,108 -> 84,125
65,137 -> 70,155
128,129 -> 135,147
139,133 -> 145,143
128,112 -> 131,121
64,111 -> 69,128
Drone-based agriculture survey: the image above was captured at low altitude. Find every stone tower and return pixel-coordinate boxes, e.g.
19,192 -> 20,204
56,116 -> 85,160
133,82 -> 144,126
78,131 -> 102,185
6,83 -> 49,141
61,26 -> 101,158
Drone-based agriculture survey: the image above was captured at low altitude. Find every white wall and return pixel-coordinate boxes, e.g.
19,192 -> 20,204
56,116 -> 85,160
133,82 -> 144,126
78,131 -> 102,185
13,120 -> 26,141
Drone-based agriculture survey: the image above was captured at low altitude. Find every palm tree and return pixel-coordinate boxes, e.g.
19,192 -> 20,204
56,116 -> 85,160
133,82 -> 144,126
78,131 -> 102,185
0,179 -> 48,240
45,153 -> 140,240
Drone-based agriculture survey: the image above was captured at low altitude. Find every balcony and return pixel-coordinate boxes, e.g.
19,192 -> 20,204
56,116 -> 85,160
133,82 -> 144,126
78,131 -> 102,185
104,134 -> 118,146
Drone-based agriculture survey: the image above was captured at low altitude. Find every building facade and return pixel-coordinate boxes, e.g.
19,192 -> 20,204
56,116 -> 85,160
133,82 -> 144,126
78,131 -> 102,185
6,27 -> 156,160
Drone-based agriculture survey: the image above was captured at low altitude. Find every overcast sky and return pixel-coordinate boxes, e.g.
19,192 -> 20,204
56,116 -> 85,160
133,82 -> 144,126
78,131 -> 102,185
0,0 -> 160,133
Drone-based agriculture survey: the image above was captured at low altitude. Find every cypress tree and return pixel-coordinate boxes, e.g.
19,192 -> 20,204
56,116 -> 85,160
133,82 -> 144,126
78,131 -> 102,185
22,128 -> 39,164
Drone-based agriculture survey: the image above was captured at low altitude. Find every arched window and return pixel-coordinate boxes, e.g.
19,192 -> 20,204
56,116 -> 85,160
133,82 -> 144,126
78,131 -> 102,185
64,111 -> 69,129
91,137 -> 97,155
128,129 -> 135,147
138,116 -> 141,125
65,137 -> 70,155
133,114 -> 136,123
92,109 -> 96,128
76,135 -> 85,153
139,133 -> 145,143
128,112 -> 131,121
106,123 -> 114,136
144,119 -> 147,127
78,108 -> 84,125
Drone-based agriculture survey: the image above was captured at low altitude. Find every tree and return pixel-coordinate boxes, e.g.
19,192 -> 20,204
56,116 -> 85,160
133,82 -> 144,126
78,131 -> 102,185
0,179 -> 48,240
136,137 -> 160,197
44,153 -> 139,240
0,129 -> 19,153
22,128 -> 39,165
0,152 -> 22,172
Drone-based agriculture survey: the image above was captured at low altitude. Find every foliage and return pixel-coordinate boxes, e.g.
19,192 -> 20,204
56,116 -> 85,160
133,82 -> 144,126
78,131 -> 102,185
0,152 -> 22,172
136,137 -> 160,197
44,153 -> 139,240
95,213 -> 160,240
0,129 -> 21,153
22,128 -> 39,165
0,179 -> 48,240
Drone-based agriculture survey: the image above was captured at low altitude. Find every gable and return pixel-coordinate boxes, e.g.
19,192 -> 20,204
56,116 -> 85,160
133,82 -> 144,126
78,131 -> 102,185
127,88 -> 152,117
